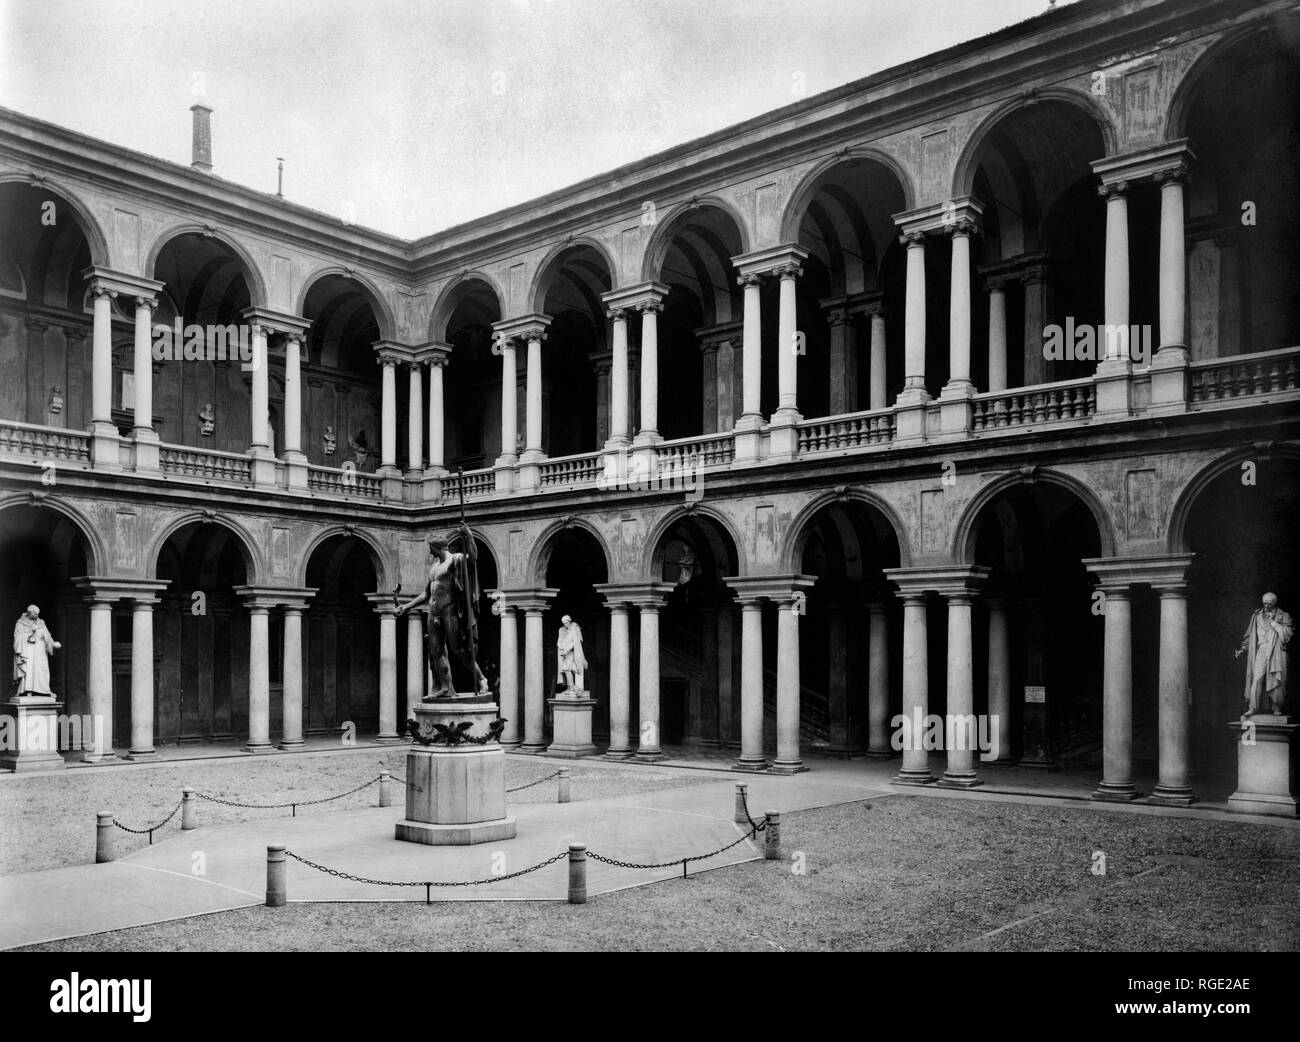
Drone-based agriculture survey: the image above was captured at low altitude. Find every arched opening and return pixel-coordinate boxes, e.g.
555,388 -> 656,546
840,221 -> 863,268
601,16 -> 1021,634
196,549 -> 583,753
796,499 -> 902,756
649,206 -> 744,437
968,483 -> 1104,769
150,232 -> 257,452
0,184 -> 99,428
787,160 -> 909,413
439,279 -> 503,469
540,528 -> 609,740
1177,30 -> 1300,357
1184,457 -> 1300,791
652,514 -> 740,747
964,100 -> 1111,387
301,275 -> 384,470
534,245 -> 607,456
0,505 -> 92,736
304,534 -> 380,736
154,521 -> 252,743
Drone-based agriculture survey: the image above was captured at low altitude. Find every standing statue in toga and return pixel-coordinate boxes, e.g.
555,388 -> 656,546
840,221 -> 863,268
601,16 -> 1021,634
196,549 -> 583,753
1236,591 -> 1293,717
13,605 -> 61,696
557,614 -> 587,692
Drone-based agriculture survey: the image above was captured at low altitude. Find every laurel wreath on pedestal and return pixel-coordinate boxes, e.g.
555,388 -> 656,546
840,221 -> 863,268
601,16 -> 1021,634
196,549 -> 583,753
404,718 -> 507,746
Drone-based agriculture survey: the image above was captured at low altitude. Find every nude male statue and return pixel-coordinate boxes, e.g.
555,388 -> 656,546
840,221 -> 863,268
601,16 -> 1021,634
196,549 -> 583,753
397,524 -> 490,700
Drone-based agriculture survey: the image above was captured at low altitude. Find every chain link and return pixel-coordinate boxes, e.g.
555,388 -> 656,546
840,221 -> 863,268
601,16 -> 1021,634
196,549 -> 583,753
193,775 -> 381,810
111,800 -> 183,835
284,848 -> 569,888
587,824 -> 761,871
506,770 -> 562,793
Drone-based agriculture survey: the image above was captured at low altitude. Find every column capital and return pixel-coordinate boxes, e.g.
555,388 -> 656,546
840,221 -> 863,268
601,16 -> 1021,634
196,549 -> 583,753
492,314 -> 551,342
235,585 -> 317,610
884,565 -> 990,598
497,586 -> 559,612
81,266 -> 165,300
364,591 -> 400,617
723,574 -> 815,605
732,244 -> 809,280
893,196 -> 983,240
72,576 -> 170,604
1084,554 -> 1196,591
602,281 -> 670,312
239,306 -> 311,339
596,581 -> 674,608
373,340 -> 423,366
1092,140 -> 1196,189
132,295 -> 159,311
414,342 -> 452,368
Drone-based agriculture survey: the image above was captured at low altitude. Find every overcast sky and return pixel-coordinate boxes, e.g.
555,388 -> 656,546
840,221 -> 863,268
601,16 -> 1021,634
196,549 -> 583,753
0,0 -> 1069,237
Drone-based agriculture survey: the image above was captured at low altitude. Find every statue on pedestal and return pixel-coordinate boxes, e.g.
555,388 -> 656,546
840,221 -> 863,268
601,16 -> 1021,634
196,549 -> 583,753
398,523 -> 490,699
1236,591 -> 1293,717
12,605 -> 61,696
557,615 -> 587,692
198,402 -> 215,437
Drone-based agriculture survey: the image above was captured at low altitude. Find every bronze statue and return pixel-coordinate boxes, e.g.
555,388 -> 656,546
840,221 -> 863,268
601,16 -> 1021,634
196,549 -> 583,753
398,524 -> 490,699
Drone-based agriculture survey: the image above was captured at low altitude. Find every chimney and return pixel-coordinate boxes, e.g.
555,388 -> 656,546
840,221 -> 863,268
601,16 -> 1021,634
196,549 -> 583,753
190,104 -> 213,172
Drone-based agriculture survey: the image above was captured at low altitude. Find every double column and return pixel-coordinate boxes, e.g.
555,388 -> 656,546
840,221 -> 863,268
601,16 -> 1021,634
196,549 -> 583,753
71,577 -> 169,762
1085,556 -> 1194,804
242,309 -> 311,486
506,589 -> 557,753
723,575 -> 814,773
595,583 -> 673,761
599,283 -> 670,454
490,315 -> 551,488
237,586 -> 318,752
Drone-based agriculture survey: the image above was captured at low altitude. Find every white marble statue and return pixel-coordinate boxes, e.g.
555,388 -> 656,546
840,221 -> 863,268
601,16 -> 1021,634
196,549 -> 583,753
557,615 -> 587,692
1236,592 -> 1293,717
12,605 -> 61,696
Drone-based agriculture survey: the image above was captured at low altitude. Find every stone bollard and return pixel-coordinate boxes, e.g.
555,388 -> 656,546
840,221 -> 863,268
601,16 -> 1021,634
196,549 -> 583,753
733,782 -> 749,824
181,788 -> 198,830
266,844 -> 287,907
95,812 -> 114,863
379,769 -> 393,808
558,767 -> 571,804
764,810 -> 781,860
567,843 -> 587,904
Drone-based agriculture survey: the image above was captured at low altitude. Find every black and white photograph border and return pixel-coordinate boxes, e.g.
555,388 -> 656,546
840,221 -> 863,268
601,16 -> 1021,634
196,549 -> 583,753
0,0 -> 1297,978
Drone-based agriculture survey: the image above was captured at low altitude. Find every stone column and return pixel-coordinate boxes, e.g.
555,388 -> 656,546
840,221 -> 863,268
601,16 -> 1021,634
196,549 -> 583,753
773,590 -> 807,773
405,359 -> 423,477
246,603 -> 272,753
774,262 -> 802,420
636,300 -> 661,441
901,232 -> 928,397
699,339 -> 720,434
131,295 -> 157,438
1158,171 -> 1187,355
283,333 -> 303,456
376,604 -> 399,741
896,591 -> 931,783
250,323 -> 271,450
987,281 -> 1008,393
943,221 -> 975,396
592,353 -> 612,444
866,601 -> 890,756
90,284 -> 115,430
523,605 -> 547,753
280,606 -> 306,749
524,331 -> 544,457
1099,182 -> 1130,368
940,590 -> 979,787
497,605 -> 519,747
986,598 -> 1012,763
636,599 -> 665,761
826,307 -> 852,415
607,602 -> 632,759
608,308 -> 630,445
1094,585 -> 1137,800
867,303 -> 887,410
738,273 -> 763,425
127,595 -> 159,761
379,351 -> 398,470
496,334 -> 518,464
85,596 -> 115,762
1020,263 -> 1050,386
1151,583 -> 1192,805
737,597 -> 766,770
427,349 -> 448,471
406,612 -> 425,719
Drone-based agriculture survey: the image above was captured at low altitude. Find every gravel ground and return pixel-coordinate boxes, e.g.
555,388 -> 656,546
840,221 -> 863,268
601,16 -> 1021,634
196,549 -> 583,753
0,749 -> 712,875
13,793 -> 1300,951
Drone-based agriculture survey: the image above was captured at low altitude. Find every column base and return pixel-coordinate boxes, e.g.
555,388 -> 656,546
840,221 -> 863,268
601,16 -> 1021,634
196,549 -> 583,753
1091,781 -> 1139,802
938,771 -> 983,789
80,750 -> 119,765
603,747 -> 635,761
517,742 -> 547,755
395,817 -> 517,845
635,749 -> 667,763
732,757 -> 769,772
770,760 -> 807,775
892,767 -> 935,786
631,429 -> 662,447
374,733 -> 404,745
277,739 -> 306,751
863,748 -> 896,761
125,749 -> 159,762
1148,786 -> 1194,807
243,742 -> 275,754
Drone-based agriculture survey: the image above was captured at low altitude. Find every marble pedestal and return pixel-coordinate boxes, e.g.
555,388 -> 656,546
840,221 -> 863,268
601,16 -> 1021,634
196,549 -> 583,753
546,689 -> 597,758
1227,715 -> 1297,817
395,696 -> 516,845
0,696 -> 67,773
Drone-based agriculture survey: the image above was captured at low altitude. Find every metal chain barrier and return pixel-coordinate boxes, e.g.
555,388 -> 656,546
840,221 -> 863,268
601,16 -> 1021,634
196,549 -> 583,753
193,775 -> 382,815
506,770 -> 562,793
111,800 -> 183,844
587,824 -> 761,874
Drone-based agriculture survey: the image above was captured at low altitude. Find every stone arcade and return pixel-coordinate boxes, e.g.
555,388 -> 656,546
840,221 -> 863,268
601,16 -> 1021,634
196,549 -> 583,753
0,0 -> 1298,813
